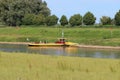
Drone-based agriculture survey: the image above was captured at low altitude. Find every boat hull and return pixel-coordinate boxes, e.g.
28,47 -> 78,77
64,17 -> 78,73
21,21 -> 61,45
28,43 -> 70,47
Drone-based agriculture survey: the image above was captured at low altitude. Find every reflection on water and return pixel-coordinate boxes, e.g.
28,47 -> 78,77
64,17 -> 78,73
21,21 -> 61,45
0,44 -> 120,59
28,47 -> 79,56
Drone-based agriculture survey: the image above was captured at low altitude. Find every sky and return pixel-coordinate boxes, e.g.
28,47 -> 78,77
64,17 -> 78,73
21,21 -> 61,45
44,0 -> 120,23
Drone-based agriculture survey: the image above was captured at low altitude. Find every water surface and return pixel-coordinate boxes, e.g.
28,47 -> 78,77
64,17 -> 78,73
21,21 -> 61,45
0,44 -> 120,59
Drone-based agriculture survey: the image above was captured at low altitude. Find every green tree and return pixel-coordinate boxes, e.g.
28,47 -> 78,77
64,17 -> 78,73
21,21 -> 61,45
46,15 -> 58,26
111,19 -> 115,25
33,14 -> 45,25
69,14 -> 82,26
59,15 -> 68,26
83,12 -> 96,25
100,16 -> 112,25
22,14 -> 35,25
0,0 -> 50,26
114,10 -> 120,26
69,16 -> 76,26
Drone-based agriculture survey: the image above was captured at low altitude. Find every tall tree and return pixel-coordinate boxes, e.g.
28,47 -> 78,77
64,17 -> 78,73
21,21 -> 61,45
46,15 -> 58,26
114,10 -> 120,26
59,15 -> 68,26
0,0 -> 50,26
83,12 -> 96,25
22,14 -> 35,25
100,16 -> 112,25
32,14 -> 45,25
69,14 -> 82,26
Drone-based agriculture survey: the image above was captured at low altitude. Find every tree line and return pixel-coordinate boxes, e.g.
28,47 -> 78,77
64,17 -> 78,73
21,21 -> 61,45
0,0 -> 120,27
0,0 -> 50,26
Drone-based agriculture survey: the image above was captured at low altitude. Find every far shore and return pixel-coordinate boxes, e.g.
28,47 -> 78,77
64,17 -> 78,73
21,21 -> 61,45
77,45 -> 120,50
0,42 -> 29,45
0,42 -> 120,50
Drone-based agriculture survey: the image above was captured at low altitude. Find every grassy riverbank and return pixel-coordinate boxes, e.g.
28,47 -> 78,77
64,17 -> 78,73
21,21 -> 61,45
0,26 -> 120,46
0,52 -> 120,80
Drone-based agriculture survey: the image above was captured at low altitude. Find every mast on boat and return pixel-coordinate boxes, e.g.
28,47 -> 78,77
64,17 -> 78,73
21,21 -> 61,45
62,30 -> 64,38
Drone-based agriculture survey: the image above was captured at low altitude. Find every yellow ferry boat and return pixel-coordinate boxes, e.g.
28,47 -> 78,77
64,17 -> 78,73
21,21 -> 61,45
28,30 -> 79,47
28,38 -> 79,47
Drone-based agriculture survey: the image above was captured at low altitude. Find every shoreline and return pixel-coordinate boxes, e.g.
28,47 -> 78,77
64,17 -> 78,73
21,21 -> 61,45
0,42 -> 120,50
0,42 -> 29,45
77,45 -> 120,50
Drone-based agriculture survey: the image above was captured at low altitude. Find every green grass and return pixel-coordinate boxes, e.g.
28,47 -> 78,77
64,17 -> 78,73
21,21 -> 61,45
0,52 -> 120,80
0,26 -> 120,46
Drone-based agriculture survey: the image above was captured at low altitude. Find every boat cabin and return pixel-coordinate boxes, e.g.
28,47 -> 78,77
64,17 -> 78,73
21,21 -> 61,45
55,38 -> 67,44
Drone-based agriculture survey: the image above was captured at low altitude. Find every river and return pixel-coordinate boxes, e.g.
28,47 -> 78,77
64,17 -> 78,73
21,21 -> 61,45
0,44 -> 120,59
